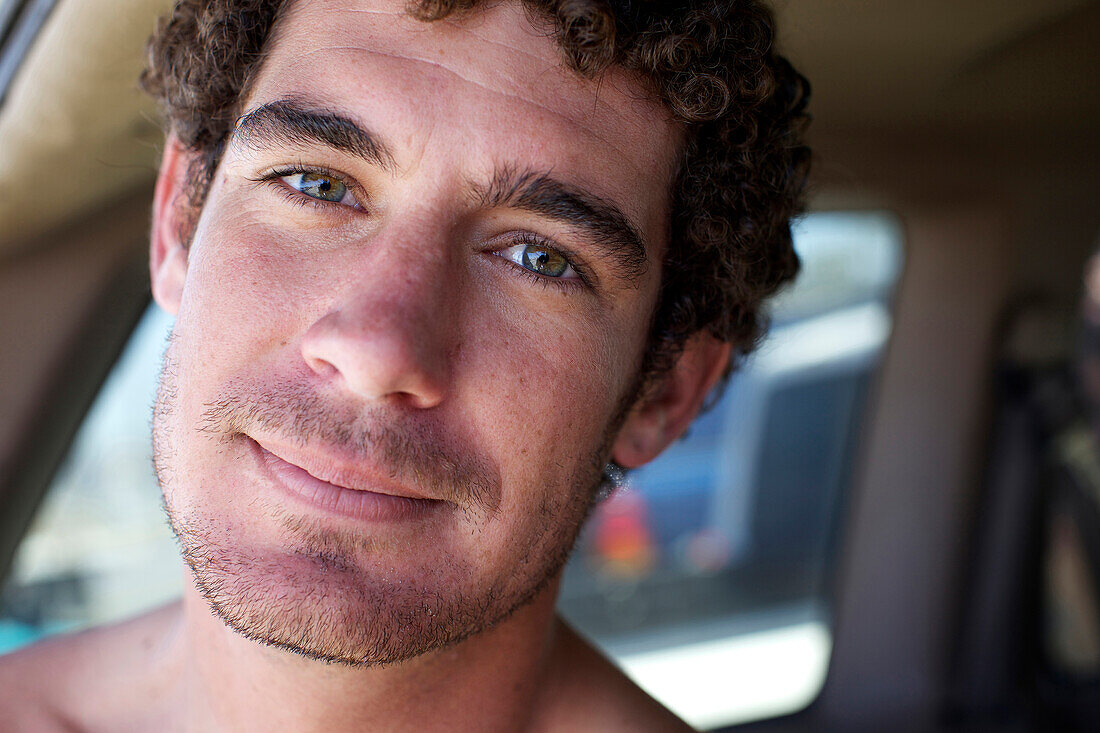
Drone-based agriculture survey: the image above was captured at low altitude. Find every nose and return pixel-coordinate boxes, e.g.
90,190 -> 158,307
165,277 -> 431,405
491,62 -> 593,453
300,242 -> 453,410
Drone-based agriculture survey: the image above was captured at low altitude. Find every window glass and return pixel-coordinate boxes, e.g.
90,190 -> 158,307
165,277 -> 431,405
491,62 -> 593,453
0,306 -> 178,650
0,212 -> 904,729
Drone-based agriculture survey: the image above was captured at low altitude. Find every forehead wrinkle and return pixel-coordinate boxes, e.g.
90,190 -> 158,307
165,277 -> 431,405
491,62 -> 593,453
315,45 -> 656,183
435,22 -> 567,74
332,6 -> 404,15
326,3 -> 566,74
439,23 -> 654,120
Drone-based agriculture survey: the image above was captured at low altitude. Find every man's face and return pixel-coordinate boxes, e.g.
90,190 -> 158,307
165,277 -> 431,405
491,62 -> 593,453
152,0 -> 681,665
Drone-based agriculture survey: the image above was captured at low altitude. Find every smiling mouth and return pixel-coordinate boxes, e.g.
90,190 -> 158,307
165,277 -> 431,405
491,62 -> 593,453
247,436 -> 445,522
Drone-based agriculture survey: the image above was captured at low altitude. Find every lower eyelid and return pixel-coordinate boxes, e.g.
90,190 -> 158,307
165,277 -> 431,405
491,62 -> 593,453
507,260 -> 580,290
271,180 -> 324,209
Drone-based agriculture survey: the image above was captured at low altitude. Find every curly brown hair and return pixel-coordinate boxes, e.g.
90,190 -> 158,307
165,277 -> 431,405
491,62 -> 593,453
141,0 -> 810,382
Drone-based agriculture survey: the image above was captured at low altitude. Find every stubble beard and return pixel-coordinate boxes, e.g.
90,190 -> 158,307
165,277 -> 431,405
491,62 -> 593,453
153,337 -> 637,668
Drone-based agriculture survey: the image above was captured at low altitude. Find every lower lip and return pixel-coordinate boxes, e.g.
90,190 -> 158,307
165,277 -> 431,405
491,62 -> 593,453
247,438 -> 444,522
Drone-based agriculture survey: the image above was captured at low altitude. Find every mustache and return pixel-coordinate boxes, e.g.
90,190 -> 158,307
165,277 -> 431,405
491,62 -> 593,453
196,381 -> 501,517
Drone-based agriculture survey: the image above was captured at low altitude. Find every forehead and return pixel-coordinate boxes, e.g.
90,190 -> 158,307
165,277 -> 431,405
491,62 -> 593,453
243,0 -> 681,247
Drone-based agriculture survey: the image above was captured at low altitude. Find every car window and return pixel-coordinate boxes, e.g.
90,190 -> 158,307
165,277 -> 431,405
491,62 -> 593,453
557,212 -> 903,727
0,305 -> 176,651
0,211 -> 903,729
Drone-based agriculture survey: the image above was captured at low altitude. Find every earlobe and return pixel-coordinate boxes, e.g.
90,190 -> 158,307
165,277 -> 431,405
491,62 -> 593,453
149,135 -> 193,315
612,335 -> 732,469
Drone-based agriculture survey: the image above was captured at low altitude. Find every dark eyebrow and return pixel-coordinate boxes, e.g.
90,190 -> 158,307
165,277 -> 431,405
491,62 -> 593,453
472,167 -> 649,287
232,103 -> 648,285
232,98 -> 397,173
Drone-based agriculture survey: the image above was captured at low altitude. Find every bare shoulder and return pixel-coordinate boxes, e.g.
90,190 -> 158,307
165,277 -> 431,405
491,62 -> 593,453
0,626 -> 96,731
0,602 -> 182,733
532,618 -> 696,733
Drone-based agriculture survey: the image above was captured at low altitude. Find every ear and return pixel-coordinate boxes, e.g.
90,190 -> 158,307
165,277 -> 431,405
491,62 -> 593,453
150,135 -> 193,315
612,335 -> 732,468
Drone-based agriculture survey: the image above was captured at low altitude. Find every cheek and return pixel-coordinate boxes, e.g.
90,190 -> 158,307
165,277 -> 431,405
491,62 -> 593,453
449,322 -> 628,579
458,295 -> 635,509
178,213 -> 323,362
166,217 -> 327,460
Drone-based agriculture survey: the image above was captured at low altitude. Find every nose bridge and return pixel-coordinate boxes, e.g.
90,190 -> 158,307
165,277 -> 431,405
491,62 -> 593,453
357,222 -> 453,323
301,215 -> 459,408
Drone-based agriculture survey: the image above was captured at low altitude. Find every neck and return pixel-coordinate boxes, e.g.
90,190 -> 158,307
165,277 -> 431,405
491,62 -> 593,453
168,575 -> 564,732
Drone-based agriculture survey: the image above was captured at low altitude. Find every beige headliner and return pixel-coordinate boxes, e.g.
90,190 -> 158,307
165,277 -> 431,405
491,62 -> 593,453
0,0 -> 1097,255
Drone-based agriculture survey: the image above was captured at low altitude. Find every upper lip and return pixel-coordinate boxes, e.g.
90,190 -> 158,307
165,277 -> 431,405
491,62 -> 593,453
250,434 -> 441,502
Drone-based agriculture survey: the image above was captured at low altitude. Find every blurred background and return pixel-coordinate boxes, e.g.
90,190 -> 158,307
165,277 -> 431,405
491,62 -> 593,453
0,1 -> 1098,731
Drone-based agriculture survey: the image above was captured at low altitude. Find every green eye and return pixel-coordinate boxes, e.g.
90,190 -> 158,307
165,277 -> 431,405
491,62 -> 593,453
282,172 -> 354,204
519,244 -> 569,277
496,241 -> 578,283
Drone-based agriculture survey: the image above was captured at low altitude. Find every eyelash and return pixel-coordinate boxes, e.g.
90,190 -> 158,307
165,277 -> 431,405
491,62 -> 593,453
494,232 -> 591,292
252,165 -> 366,213
250,166 -> 592,292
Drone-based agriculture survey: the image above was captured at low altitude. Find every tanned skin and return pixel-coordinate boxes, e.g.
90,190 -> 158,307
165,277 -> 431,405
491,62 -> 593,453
0,2 -> 731,730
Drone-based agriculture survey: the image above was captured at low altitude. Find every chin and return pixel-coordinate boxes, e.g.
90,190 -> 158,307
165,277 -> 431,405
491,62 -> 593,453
167,500 -> 571,667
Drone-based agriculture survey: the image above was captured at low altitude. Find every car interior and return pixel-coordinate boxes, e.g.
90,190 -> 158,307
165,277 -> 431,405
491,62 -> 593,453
1,0 -> 1098,730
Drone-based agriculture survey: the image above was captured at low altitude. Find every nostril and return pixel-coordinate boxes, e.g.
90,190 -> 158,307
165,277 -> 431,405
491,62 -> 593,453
300,308 -> 449,408
303,352 -> 339,380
